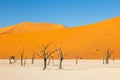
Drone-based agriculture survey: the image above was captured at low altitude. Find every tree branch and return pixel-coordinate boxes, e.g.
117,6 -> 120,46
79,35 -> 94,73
35,54 -> 43,58
47,49 -> 58,59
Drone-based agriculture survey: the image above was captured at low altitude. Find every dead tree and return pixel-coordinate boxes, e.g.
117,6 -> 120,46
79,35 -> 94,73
47,56 -> 56,66
32,53 -> 35,64
37,44 -> 58,71
9,56 -> 17,64
51,56 -> 56,66
103,57 -> 104,64
47,57 -> 51,65
75,56 -> 79,65
24,57 -> 27,66
57,48 -> 64,69
113,56 -> 115,62
21,51 -> 24,66
103,49 -> 113,64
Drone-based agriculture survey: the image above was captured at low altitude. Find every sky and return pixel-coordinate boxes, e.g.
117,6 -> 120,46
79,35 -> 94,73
0,0 -> 120,28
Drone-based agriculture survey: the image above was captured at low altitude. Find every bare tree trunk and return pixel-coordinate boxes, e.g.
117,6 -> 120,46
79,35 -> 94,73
75,56 -> 79,65
59,58 -> 63,69
47,58 -> 50,65
32,54 -> 35,64
43,58 -> 47,70
113,56 -> 115,62
24,57 -> 27,66
9,57 -> 12,64
51,56 -> 55,66
39,43 -> 58,71
105,57 -> 109,64
103,57 -> 104,64
21,53 -> 24,66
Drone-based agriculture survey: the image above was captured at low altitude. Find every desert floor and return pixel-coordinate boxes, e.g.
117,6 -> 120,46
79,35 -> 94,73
0,59 -> 120,80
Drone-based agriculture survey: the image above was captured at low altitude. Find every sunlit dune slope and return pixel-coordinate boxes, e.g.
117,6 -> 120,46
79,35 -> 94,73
0,16 -> 120,59
0,22 -> 66,34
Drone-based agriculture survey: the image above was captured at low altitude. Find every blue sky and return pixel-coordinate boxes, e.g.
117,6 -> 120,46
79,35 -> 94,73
0,0 -> 120,27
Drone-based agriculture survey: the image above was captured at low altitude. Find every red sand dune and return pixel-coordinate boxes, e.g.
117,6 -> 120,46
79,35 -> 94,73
0,22 -> 66,34
0,16 -> 120,59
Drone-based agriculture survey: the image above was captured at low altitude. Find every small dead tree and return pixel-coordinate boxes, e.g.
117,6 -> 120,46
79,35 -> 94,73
9,56 -> 17,64
32,53 -> 35,64
75,56 -> 79,65
51,56 -> 56,66
103,57 -> 104,64
57,48 -> 64,69
113,56 -> 115,62
47,57 -> 51,65
47,56 -> 56,66
103,49 -> 113,64
37,44 -> 58,71
21,51 -> 24,66
24,57 -> 27,66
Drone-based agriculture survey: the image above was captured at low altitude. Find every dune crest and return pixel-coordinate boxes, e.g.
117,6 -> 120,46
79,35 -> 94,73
0,22 -> 66,34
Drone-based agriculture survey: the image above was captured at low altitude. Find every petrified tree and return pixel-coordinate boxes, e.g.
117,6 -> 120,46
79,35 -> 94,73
47,56 -> 56,66
37,44 -> 58,70
103,49 -> 113,64
24,57 -> 27,66
21,51 -> 24,66
32,53 -> 35,64
57,48 -> 64,69
75,56 -> 79,65
103,57 -> 105,64
51,56 -> 56,66
113,56 -> 115,62
47,57 -> 51,65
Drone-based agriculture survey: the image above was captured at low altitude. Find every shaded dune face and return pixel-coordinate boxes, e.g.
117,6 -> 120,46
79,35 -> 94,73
0,16 -> 120,59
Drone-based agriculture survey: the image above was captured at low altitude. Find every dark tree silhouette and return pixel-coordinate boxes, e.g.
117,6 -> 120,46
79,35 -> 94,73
21,51 -> 24,66
32,53 -> 35,64
103,49 -> 113,64
37,43 -> 58,70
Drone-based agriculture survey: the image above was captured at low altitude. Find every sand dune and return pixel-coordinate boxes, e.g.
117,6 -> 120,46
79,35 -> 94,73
0,22 -> 66,34
0,16 -> 120,59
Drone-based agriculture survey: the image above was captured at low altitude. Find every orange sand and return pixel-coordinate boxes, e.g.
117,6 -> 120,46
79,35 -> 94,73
0,17 -> 120,59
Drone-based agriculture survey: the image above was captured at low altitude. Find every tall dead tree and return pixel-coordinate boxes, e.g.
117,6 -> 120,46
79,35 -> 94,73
103,49 -> 113,64
57,48 -> 64,69
37,44 -> 58,71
